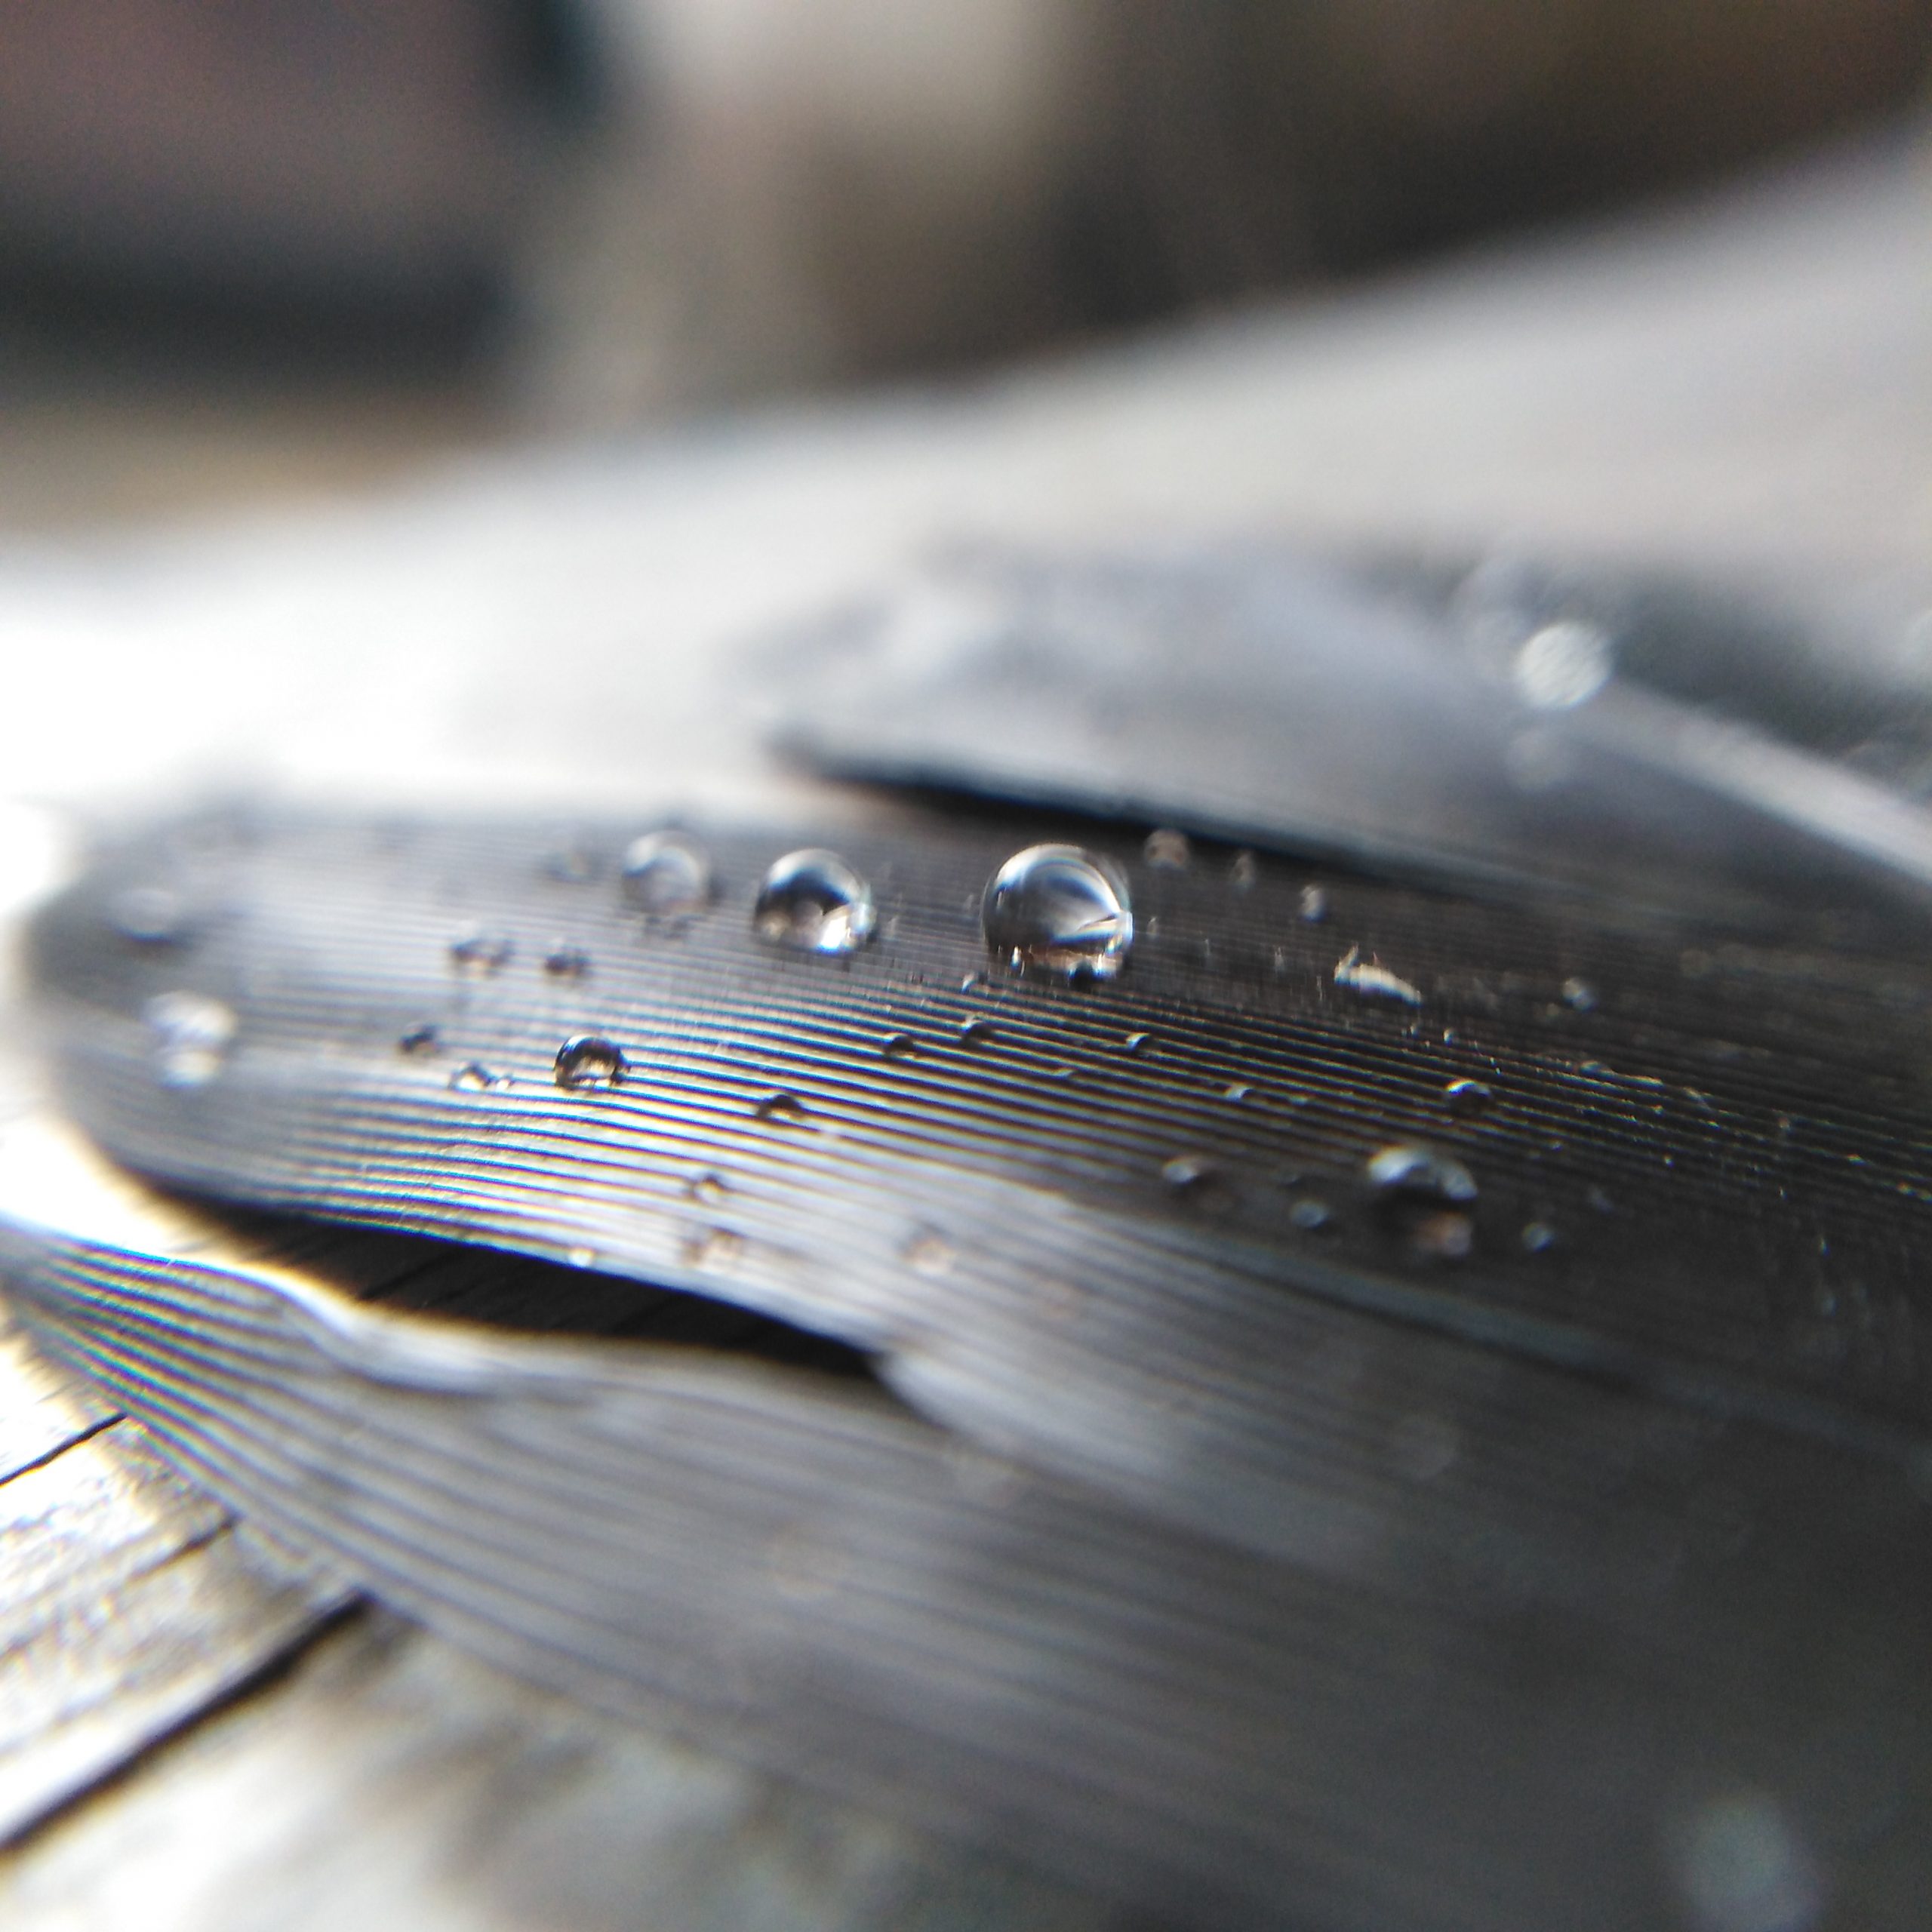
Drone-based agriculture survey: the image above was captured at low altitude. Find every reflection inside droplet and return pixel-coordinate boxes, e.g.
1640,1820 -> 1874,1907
1364,1141 -> 1478,1204
554,1035 -> 627,1090
144,990 -> 235,1088
983,844 -> 1132,983
753,850 -> 877,955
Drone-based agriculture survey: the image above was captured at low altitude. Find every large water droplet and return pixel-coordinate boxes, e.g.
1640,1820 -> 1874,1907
144,991 -> 235,1088
555,1035 -> 627,1090
112,885 -> 188,945
982,844 -> 1132,983
1513,620 -> 1611,710
1364,1141 -> 1478,1205
753,850 -> 877,955
621,830 -> 712,915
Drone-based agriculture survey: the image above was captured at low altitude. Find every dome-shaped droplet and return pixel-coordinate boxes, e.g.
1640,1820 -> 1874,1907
982,844 -> 1132,983
755,1091 -> 811,1126
1443,1078 -> 1494,1118
753,850 -> 876,955
450,1062 -> 504,1093
1143,828 -> 1191,869
144,990 -> 235,1088
543,942 -> 591,979
1364,1141 -> 1478,1205
449,929 -> 513,974
1513,620 -> 1611,710
112,885 -> 188,946
554,1035 -> 627,1090
620,830 -> 712,915
1289,1197 -> 1331,1232
398,1023 -> 439,1056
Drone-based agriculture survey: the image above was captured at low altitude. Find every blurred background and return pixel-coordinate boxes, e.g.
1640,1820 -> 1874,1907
2,0 -> 1928,529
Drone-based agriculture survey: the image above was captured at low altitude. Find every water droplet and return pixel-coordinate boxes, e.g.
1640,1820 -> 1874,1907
755,1092 -> 811,1127
956,1018 -> 998,1048
111,885 -> 188,945
1521,1220 -> 1558,1254
541,842 -> 600,884
620,830 -> 712,915
554,1035 -> 627,1089
1409,1210 -> 1475,1262
144,991 -> 235,1088
905,1232 -> 955,1277
1334,946 -> 1422,1007
450,1062 -> 503,1093
688,1171 -> 728,1207
398,1023 -> 439,1056
1443,1078 -> 1494,1117
1161,1154 -> 1220,1194
881,1032 -> 919,1060
1562,977 -> 1596,1012
1289,1197 -> 1332,1232
753,850 -> 877,955
543,943 -> 590,978
687,1228 -> 744,1272
1513,620 -> 1611,710
982,844 -> 1133,983
1587,1183 -> 1614,1214
1299,884 -> 1328,922
566,1244 -> 598,1269
1674,1792 -> 1820,1932
1230,850 -> 1260,891
1387,1412 -> 1460,1482
958,971 -> 986,993
1144,828 -> 1191,869
1124,1031 -> 1152,1056
1364,1141 -> 1478,1205
1223,1082 -> 1253,1102
450,929 -> 513,974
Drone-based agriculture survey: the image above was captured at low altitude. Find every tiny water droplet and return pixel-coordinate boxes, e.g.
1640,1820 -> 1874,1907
881,1032 -> 919,1060
450,1062 -> 503,1093
1161,1154 -> 1219,1194
755,1092 -> 811,1127
1587,1183 -> 1614,1214
621,829 -> 712,915
1443,1078 -> 1494,1117
566,1245 -> 598,1269
144,991 -> 235,1088
112,885 -> 187,945
687,1228 -> 744,1271
982,844 -> 1133,983
688,1172 -> 728,1207
1561,977 -> 1596,1012
450,929 -> 513,974
1230,850 -> 1260,891
543,943 -> 591,978
1290,1197 -> 1332,1232
1144,827 -> 1191,869
554,1035 -> 627,1089
1334,946 -> 1422,1007
541,842 -> 600,884
906,1232 -> 955,1277
753,850 -> 877,955
1513,620 -> 1611,710
398,1023 -> 439,1055
958,971 -> 986,993
1409,1210 -> 1475,1262
1124,1031 -> 1152,1056
956,1018 -> 998,1048
1364,1141 -> 1478,1205
1521,1220 -> 1558,1254
1223,1082 -> 1253,1102
1299,884 -> 1328,922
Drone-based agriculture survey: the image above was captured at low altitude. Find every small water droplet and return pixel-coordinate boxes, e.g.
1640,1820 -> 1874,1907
1587,1183 -> 1614,1214
1409,1210 -> 1475,1262
1364,1141 -> 1478,1204
541,842 -> 600,884
958,971 -> 986,993
144,991 -> 235,1088
755,1092 -> 811,1127
881,1032 -> 919,1060
753,850 -> 877,955
1334,946 -> 1422,1007
1513,620 -> 1611,710
687,1227 -> 744,1271
956,1018 -> 998,1049
1521,1220 -> 1558,1254
1290,1197 -> 1332,1232
450,929 -> 513,974
621,830 -> 712,915
1161,1154 -> 1222,1198
906,1232 -> 955,1277
1230,850 -> 1260,891
543,943 -> 591,978
566,1244 -> 598,1269
1299,884 -> 1328,922
685,1172 -> 729,1208
1561,977 -> 1596,1012
1223,1082 -> 1253,1102
982,844 -> 1133,983
554,1035 -> 627,1089
111,885 -> 187,945
1387,1412 -> 1460,1482
1443,1078 -> 1494,1117
1144,827 -> 1191,869
1124,1031 -> 1152,1056
393,1024 -> 438,1060
450,1061 -> 503,1093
